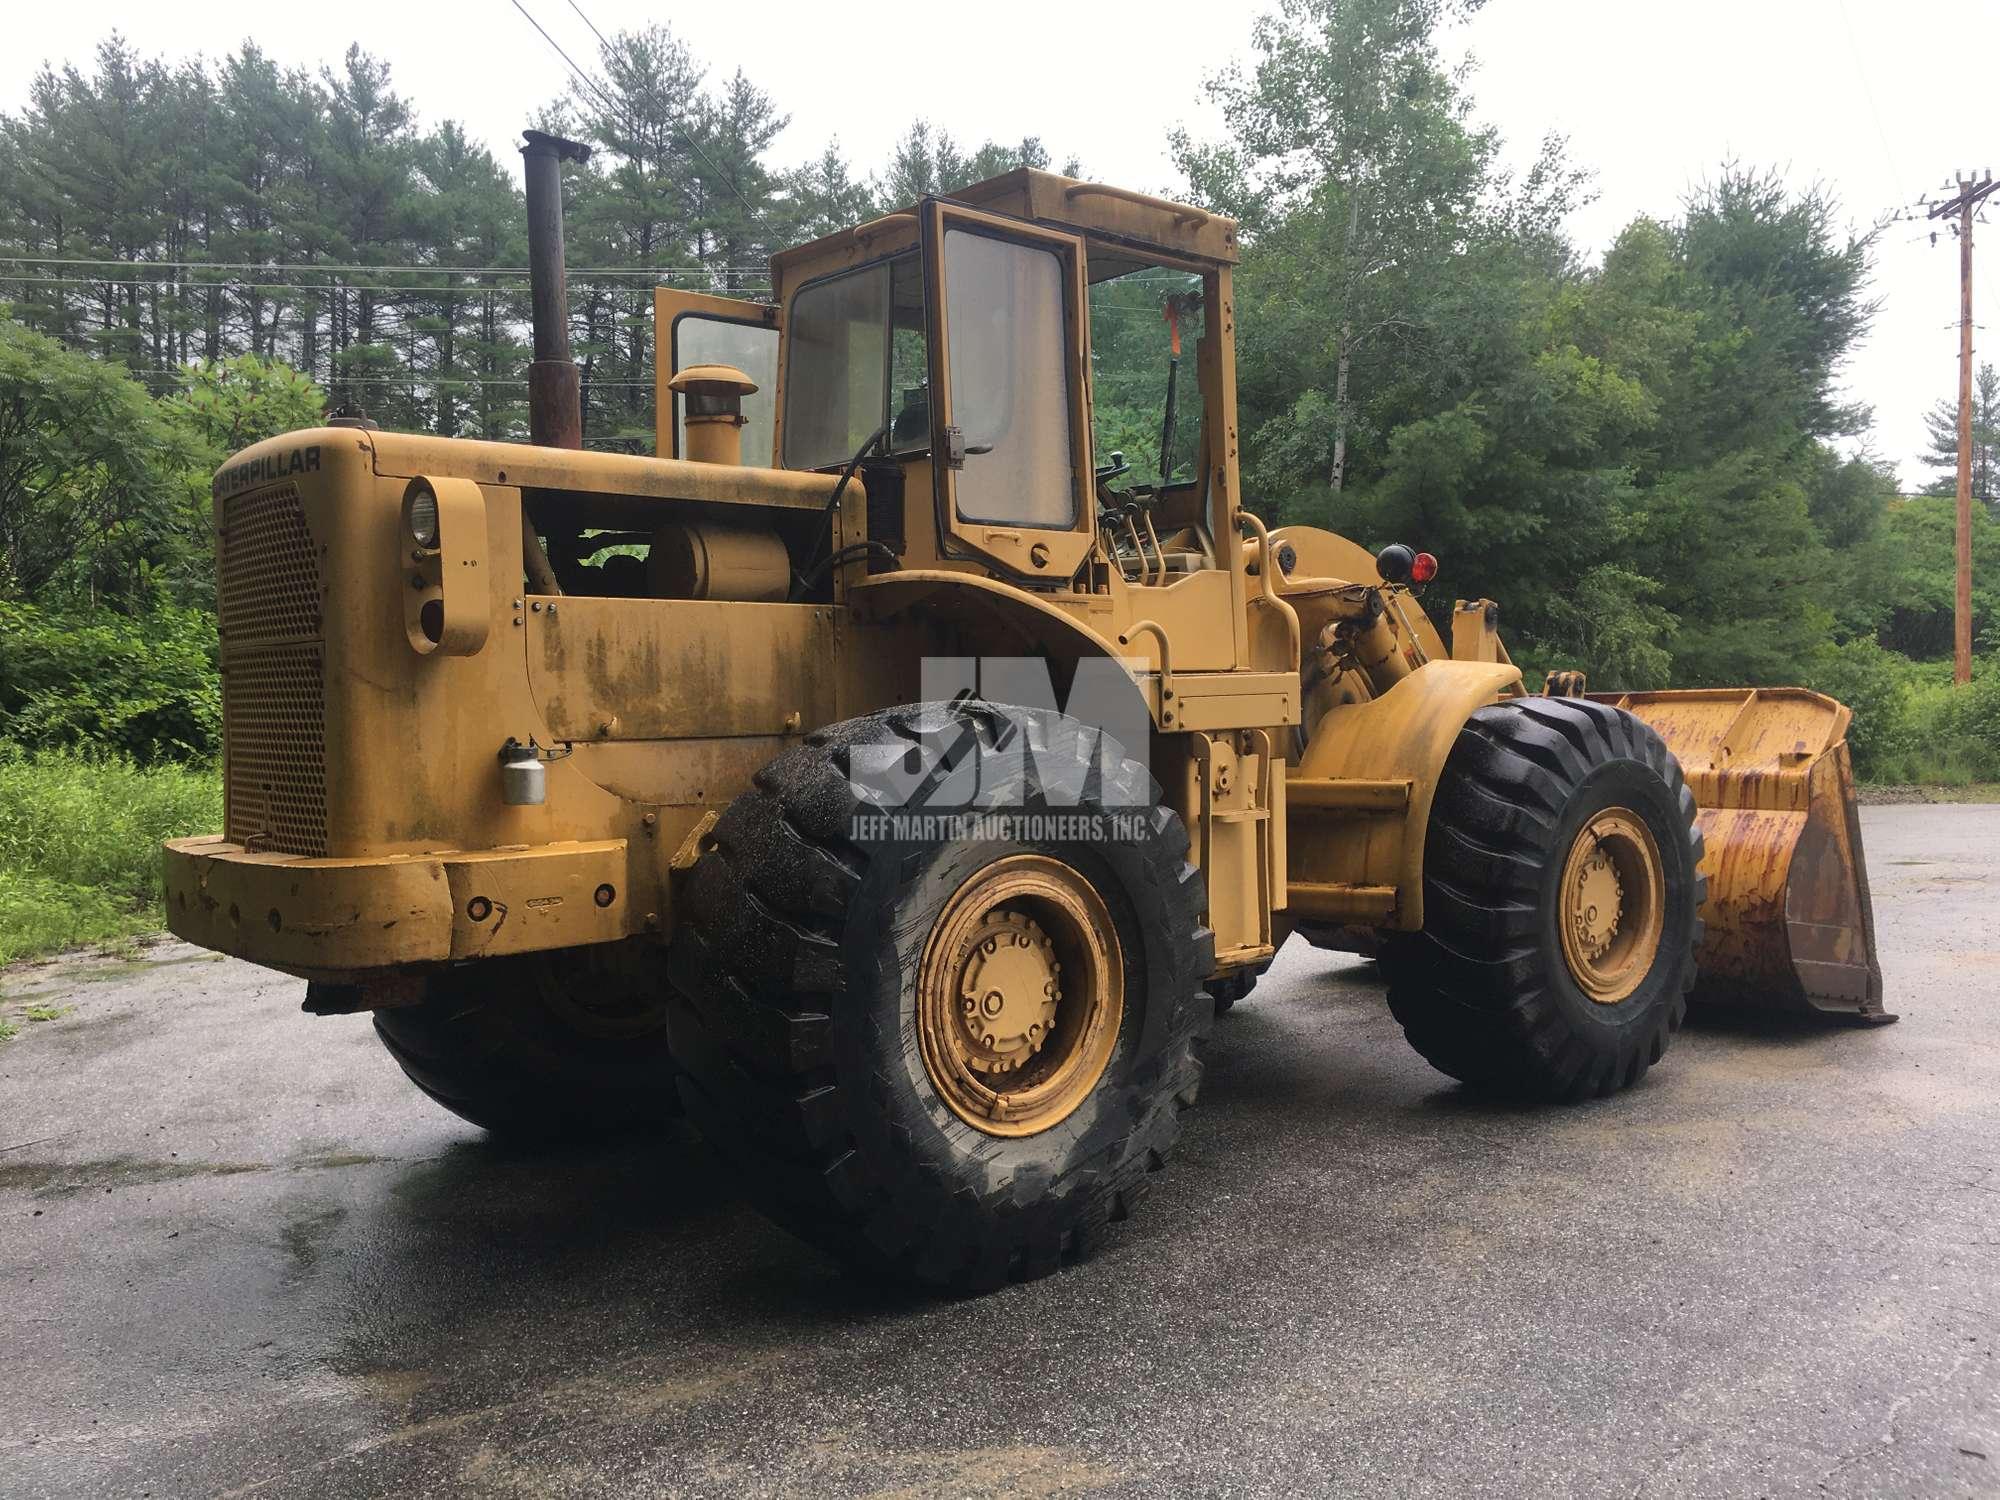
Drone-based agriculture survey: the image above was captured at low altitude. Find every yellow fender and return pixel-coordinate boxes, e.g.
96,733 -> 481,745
844,569 -> 1157,734
848,569 -> 1125,662
1289,660 -> 1521,931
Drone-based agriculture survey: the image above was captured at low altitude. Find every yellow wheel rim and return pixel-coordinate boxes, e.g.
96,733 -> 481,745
915,854 -> 1124,1138
1557,807 -> 1666,1005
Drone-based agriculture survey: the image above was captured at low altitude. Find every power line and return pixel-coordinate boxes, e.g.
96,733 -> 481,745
506,0 -> 609,119
1835,0 -> 1906,203
0,256 -> 768,277
564,0 -> 614,52
132,370 -> 663,389
0,274 -> 768,296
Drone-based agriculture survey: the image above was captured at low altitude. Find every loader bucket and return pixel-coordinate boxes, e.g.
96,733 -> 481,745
1591,688 -> 1893,1025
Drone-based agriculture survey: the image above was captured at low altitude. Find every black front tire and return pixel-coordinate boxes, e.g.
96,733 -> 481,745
374,946 -> 681,1138
1385,697 -> 1704,1101
666,701 -> 1213,1292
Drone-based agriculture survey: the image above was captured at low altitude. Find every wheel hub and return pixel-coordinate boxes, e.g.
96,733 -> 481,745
915,854 -> 1124,1138
1569,845 -> 1625,961
952,911 -> 1061,1075
1557,807 -> 1666,1005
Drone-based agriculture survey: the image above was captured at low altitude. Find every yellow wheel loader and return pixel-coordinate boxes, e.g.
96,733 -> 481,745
163,137 -> 1888,1291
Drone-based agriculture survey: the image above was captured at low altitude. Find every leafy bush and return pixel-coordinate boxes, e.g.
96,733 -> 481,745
163,353 -> 326,460
1944,658 -> 2000,750
0,748 -> 221,964
0,601 -> 219,764
1856,654 -> 2000,785
1803,637 -> 1911,779
1913,660 -> 2000,782
0,315 -> 202,609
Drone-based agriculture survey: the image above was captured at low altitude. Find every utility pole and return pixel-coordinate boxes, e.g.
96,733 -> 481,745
1929,173 -> 1998,685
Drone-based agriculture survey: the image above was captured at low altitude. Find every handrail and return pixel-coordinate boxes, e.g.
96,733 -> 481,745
1062,182 -> 1210,228
1237,510 -> 1302,669
1119,618 -> 1178,728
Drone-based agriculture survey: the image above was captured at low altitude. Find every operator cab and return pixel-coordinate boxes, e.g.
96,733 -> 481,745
656,168 -> 1241,605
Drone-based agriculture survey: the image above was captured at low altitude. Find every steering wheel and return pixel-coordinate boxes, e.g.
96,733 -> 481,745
1095,449 -> 1130,483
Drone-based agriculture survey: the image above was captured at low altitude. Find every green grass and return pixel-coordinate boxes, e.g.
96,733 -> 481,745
1908,783 -> 2000,802
0,1000 -> 76,1044
0,749 -> 220,966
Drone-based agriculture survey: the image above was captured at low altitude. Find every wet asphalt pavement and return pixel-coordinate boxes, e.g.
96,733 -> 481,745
2,803 -> 1998,1499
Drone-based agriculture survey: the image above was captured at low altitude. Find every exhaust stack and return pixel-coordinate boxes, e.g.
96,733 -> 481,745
520,129 -> 592,450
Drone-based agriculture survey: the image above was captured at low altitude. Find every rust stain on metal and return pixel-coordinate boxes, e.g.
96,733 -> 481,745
1606,688 -> 1889,1024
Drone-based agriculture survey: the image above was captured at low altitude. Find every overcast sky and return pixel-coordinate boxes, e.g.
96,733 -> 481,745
7,0 -> 1995,488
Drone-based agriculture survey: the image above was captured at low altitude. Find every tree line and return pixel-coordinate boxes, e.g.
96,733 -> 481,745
1,2 -> 1995,781
0,31 -> 1058,445
1172,0 -> 1994,775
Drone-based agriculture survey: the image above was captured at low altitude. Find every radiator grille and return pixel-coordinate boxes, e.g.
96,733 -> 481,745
218,485 -> 327,855
219,484 -> 321,642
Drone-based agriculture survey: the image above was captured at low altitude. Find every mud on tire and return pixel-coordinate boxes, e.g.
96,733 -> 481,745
1384,697 -> 1704,1102
665,701 -> 1213,1292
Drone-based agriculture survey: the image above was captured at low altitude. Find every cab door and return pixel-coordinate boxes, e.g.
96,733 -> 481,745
653,289 -> 779,465
920,201 -> 1096,580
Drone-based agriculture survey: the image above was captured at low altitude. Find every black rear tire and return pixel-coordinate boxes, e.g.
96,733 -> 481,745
1207,962 -> 1267,1015
666,701 -> 1213,1292
1384,697 -> 1704,1101
374,945 -> 681,1138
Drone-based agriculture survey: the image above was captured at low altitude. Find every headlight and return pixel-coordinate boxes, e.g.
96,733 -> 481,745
406,485 -> 439,549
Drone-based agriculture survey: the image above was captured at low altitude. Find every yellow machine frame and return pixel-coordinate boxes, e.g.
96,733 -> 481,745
164,167 -> 1880,1023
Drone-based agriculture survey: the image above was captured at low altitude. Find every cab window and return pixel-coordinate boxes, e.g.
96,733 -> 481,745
944,228 -> 1076,529
781,254 -> 927,470
1087,265 -> 1205,491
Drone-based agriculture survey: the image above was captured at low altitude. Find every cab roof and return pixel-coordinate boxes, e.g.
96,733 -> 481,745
769,168 -> 1239,294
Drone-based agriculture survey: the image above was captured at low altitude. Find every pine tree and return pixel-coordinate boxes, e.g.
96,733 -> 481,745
1919,361 -> 2000,508
316,46 -> 416,422
408,122 -> 526,438
775,142 -> 875,243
